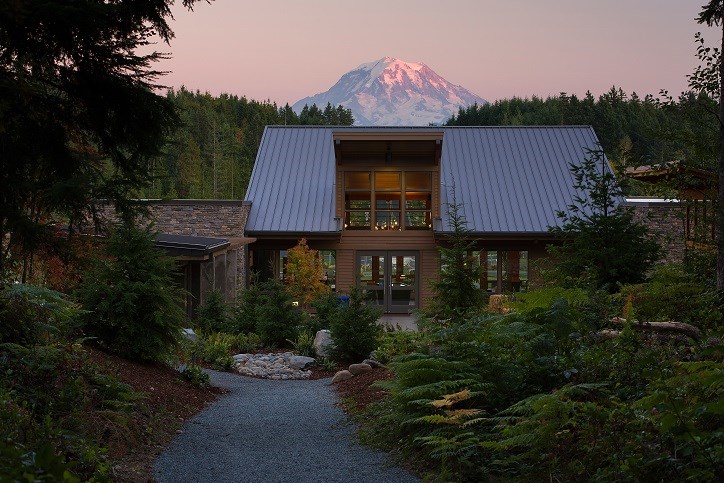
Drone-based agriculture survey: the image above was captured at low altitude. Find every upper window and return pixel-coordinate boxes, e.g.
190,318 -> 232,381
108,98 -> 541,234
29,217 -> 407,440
344,171 -> 431,231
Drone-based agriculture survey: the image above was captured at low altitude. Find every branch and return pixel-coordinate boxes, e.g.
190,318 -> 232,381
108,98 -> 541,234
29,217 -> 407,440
609,317 -> 702,341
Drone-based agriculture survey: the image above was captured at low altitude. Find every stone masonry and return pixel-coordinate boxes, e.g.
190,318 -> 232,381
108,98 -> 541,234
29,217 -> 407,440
626,199 -> 686,264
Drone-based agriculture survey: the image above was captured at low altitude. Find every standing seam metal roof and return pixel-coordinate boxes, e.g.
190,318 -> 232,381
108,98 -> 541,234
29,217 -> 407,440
244,125 -> 605,234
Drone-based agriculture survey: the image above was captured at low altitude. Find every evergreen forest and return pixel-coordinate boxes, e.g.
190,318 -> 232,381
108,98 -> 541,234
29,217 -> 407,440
141,88 -> 353,200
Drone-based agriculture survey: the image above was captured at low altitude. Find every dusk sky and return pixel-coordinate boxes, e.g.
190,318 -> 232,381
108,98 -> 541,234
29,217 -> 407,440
156,0 -> 718,106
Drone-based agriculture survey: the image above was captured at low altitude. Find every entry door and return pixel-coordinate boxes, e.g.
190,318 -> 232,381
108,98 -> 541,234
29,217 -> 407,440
357,251 -> 418,313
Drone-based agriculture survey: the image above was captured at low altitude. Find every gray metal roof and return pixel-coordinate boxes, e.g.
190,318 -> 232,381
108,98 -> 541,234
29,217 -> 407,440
244,125 -> 605,235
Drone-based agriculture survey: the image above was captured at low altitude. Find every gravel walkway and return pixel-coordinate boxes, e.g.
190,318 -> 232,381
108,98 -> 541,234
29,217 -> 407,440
154,370 -> 419,483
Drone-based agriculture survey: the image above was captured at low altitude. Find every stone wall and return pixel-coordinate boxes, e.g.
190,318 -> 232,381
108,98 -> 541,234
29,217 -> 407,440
626,199 -> 686,264
138,200 -> 250,238
100,200 -> 252,300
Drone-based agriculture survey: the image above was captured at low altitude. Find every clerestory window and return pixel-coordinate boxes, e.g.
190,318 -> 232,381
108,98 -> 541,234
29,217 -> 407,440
344,171 -> 432,231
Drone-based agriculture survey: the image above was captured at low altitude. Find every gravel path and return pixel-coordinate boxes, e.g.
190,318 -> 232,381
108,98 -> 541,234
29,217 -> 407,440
154,370 -> 419,483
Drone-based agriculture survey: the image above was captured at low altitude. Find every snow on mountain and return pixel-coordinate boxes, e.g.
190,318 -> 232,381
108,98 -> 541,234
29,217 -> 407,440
292,57 -> 487,126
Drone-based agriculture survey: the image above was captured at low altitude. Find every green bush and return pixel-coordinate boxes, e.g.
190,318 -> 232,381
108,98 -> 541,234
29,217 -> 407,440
621,263 -> 723,332
197,332 -> 236,370
329,288 -> 382,362
288,330 -> 316,357
373,329 -> 431,364
254,279 -> 301,347
195,289 -> 229,334
0,284 -> 81,345
229,281 -> 263,334
0,342 -> 132,481
233,332 -> 262,353
181,364 -> 210,388
75,225 -> 185,362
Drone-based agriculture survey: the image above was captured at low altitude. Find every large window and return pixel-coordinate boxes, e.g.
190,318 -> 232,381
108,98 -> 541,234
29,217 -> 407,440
344,171 -> 432,231
471,250 -> 528,293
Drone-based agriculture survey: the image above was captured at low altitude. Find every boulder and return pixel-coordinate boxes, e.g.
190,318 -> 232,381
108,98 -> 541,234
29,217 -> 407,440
313,329 -> 333,358
362,359 -> 385,369
288,355 -> 316,370
348,363 -> 372,375
331,370 -> 353,383
181,328 -> 197,342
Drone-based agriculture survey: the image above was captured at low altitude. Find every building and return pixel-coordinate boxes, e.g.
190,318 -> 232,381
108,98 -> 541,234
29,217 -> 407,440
243,126 -> 604,314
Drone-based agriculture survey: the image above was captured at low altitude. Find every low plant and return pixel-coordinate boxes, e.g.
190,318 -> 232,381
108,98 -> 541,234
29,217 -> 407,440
181,364 -> 210,388
197,332 -> 236,370
288,330 -> 316,357
233,332 -> 262,353
373,329 -> 430,364
318,357 -> 337,372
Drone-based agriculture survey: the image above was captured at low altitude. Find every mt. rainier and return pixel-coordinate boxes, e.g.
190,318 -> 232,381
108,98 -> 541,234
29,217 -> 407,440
292,57 -> 487,126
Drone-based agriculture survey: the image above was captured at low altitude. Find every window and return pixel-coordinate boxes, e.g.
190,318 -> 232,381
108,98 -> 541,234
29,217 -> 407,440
344,170 -> 432,231
319,250 -> 336,290
471,250 -> 528,293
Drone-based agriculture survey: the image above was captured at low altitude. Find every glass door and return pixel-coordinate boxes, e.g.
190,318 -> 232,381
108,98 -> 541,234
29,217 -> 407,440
357,251 -> 418,313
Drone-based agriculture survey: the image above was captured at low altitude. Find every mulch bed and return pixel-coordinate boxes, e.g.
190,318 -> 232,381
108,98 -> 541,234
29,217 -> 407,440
85,347 -> 224,482
332,367 -> 394,412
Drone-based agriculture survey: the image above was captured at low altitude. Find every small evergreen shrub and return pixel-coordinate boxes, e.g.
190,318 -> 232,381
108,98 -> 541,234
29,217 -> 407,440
75,225 -> 185,362
195,289 -> 229,334
230,281 -> 263,334
329,288 -> 382,362
254,279 -> 301,347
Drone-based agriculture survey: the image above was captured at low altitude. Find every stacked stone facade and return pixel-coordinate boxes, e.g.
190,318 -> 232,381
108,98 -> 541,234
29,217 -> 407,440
626,199 -> 686,264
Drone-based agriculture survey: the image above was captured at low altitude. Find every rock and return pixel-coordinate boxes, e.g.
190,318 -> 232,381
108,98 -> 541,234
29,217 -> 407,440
181,328 -> 197,342
289,355 -> 316,370
363,359 -> 385,369
348,363 -> 372,375
233,353 -> 251,363
314,330 -> 332,358
331,370 -> 353,383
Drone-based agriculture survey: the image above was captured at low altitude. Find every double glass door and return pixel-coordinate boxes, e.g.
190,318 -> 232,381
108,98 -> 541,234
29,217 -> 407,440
357,251 -> 418,313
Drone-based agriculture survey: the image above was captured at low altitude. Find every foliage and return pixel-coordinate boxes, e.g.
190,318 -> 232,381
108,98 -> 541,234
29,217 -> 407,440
621,263 -> 723,332
357,290 -> 723,481
318,357 -> 337,372
0,341 -> 141,481
254,279 -> 302,347
284,239 -> 330,307
424,190 -> 483,324
288,330 -> 316,358
373,330 -> 432,364
195,289 -> 230,334
196,332 -> 236,370
231,281 -> 263,334
75,224 -> 185,362
309,291 -> 344,332
0,0 -> 204,277
548,149 -> 661,292
181,365 -> 210,389
329,288 -> 382,362
141,88 -> 354,200
0,283 -> 81,345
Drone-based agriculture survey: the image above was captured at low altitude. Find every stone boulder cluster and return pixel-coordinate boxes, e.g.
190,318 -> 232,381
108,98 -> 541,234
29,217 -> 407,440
231,330 -> 385,382
330,359 -> 384,384
233,352 -> 315,380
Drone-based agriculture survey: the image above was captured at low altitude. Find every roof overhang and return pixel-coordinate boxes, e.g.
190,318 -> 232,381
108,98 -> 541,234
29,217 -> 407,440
155,234 -> 254,260
244,231 -> 341,240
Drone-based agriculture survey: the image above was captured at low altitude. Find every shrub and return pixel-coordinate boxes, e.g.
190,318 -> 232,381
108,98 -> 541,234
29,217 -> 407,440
75,224 -> 186,362
288,330 -> 316,357
230,282 -> 263,334
196,289 -> 229,334
373,329 -> 431,364
329,287 -> 382,362
254,279 -> 301,347
285,238 -> 330,307
0,284 -> 81,345
198,332 -> 236,370
181,364 -> 210,388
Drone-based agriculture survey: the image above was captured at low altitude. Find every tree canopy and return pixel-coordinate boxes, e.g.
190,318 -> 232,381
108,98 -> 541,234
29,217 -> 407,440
0,0 -> 204,277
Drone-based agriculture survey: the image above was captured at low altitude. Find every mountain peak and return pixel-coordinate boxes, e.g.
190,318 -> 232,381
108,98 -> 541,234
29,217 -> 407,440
293,57 -> 486,126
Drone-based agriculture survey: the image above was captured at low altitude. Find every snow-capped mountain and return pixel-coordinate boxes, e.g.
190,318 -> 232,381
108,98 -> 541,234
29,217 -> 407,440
292,57 -> 487,126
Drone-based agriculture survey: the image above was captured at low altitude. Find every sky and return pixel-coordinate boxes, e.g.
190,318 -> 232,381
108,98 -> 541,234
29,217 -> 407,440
154,0 -> 719,106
